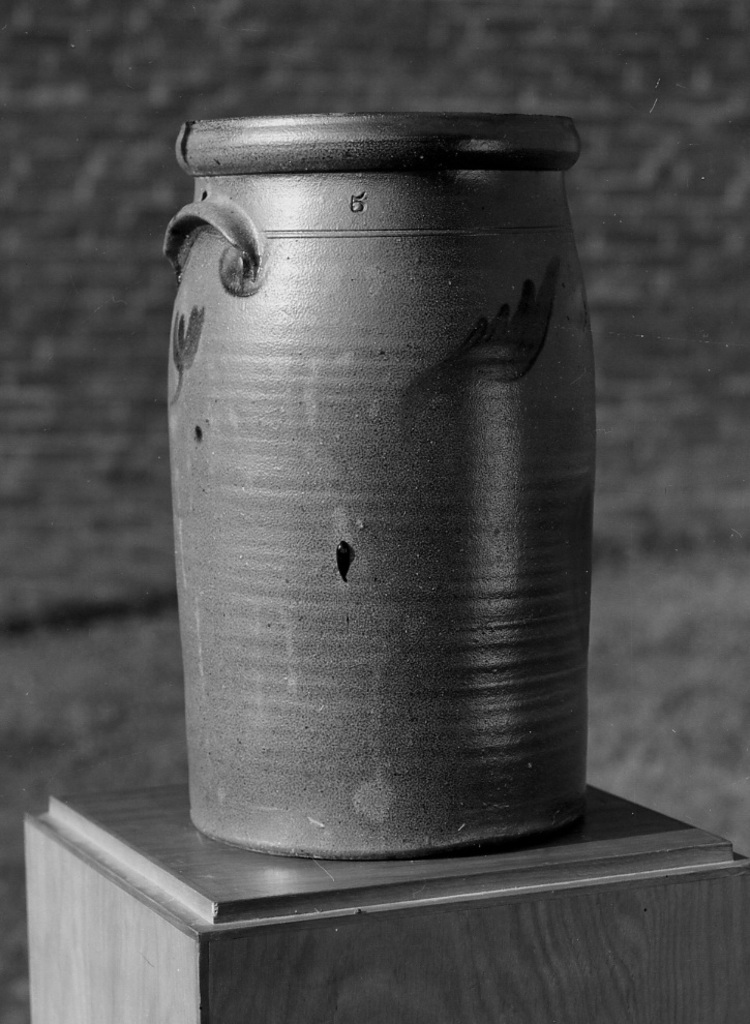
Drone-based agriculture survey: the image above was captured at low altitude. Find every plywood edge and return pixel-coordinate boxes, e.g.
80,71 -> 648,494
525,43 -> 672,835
46,795 -> 219,922
34,787 -> 743,932
207,828 -> 744,927
213,823 -> 731,917
202,859 -> 750,939
26,811 -> 216,933
41,787 -> 740,923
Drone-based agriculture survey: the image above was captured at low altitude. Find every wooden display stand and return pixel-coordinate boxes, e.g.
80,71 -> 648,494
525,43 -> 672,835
26,786 -> 750,1023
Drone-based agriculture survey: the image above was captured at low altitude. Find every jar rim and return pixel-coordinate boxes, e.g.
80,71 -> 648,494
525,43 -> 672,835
176,112 -> 580,176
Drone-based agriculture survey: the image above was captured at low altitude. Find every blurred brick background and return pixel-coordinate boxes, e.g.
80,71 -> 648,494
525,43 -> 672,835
2,0 -> 749,625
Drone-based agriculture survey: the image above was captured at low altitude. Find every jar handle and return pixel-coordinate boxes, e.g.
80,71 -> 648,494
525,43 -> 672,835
163,198 -> 263,296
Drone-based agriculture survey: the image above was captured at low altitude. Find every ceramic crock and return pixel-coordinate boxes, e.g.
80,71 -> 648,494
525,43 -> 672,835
163,113 -> 595,859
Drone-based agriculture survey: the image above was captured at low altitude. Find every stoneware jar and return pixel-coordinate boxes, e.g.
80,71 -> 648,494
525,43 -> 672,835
164,113 -> 595,859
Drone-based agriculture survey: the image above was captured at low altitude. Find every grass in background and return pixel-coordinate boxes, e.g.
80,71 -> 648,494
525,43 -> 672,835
2,551 -> 750,1023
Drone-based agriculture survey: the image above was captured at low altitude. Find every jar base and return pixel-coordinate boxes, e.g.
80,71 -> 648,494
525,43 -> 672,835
189,796 -> 586,861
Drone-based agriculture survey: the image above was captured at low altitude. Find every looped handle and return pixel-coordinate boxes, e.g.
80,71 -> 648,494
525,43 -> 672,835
163,198 -> 263,296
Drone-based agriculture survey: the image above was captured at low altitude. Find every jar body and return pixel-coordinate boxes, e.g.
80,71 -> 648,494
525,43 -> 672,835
167,155 -> 595,858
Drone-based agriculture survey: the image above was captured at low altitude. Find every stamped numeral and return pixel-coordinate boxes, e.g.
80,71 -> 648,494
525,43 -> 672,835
350,191 -> 368,213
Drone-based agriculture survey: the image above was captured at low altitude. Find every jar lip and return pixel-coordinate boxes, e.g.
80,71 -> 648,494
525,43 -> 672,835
176,112 -> 580,176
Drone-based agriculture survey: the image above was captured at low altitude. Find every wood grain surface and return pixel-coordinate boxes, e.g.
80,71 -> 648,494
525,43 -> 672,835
207,871 -> 750,1023
25,817 -> 200,1024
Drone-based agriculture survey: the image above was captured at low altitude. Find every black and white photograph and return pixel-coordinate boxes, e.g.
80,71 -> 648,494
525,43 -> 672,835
3,2 -> 749,1021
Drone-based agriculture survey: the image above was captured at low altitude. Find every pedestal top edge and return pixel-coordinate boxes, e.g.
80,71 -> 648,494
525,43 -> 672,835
37,785 -> 739,927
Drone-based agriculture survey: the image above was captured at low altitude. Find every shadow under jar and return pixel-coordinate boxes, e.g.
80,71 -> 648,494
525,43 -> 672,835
163,113 -> 595,859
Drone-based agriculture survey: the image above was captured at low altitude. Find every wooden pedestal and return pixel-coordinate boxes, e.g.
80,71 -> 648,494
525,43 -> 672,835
26,786 -> 750,1023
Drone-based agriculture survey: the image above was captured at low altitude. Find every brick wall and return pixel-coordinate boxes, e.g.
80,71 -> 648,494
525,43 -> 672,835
2,0 -> 749,623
